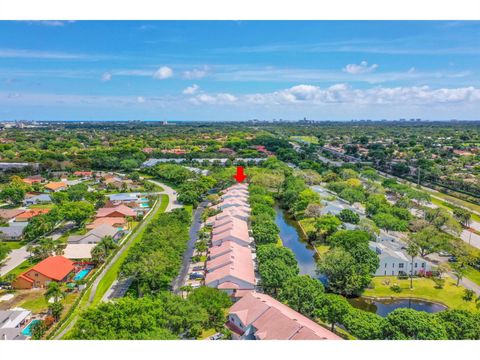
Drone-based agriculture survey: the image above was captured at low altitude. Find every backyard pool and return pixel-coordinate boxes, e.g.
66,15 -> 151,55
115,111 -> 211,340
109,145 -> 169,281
73,268 -> 91,281
139,197 -> 149,202
139,203 -> 150,208
22,319 -> 41,336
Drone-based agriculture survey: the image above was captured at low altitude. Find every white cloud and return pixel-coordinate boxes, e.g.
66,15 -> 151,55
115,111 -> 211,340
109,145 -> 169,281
343,61 -> 379,74
0,48 -> 86,60
101,72 -> 112,82
183,67 -> 208,79
182,84 -> 200,95
190,92 -> 237,105
153,66 -> 173,80
137,96 -> 146,103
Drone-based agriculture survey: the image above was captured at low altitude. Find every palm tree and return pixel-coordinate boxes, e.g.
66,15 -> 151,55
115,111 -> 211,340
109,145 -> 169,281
406,242 -> 419,290
91,236 -> 117,264
44,281 -> 65,303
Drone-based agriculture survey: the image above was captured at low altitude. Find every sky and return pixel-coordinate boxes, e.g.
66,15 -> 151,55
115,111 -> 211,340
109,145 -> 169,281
0,20 -> 480,121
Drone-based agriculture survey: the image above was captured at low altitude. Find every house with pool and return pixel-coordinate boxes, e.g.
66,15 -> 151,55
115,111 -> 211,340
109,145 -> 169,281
13,256 -> 77,289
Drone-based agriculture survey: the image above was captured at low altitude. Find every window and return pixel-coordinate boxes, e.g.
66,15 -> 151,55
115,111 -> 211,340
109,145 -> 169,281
415,263 -> 418,268
392,263 -> 394,268
385,263 -> 387,268
399,263 -> 404,268
421,263 -> 425,268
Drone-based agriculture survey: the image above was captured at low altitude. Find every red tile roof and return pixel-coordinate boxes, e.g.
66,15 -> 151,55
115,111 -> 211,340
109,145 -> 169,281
29,256 -> 75,281
96,205 -> 136,218
15,208 -> 50,220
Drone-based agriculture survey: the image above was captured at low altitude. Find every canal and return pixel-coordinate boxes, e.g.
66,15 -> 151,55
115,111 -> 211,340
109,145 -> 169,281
274,205 -> 318,278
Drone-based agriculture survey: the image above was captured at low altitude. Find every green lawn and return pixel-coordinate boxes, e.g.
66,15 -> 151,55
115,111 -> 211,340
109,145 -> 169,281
1,241 -> 24,250
3,259 -> 37,278
19,293 -> 48,313
91,194 -> 169,305
363,276 -> 478,311
465,266 -> 480,286
290,136 -> 319,144
315,244 -> 330,255
28,203 -> 55,209
430,197 -> 480,223
424,188 -> 480,221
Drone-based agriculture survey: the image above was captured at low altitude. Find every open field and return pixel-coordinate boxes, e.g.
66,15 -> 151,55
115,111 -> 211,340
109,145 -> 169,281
363,276 -> 478,311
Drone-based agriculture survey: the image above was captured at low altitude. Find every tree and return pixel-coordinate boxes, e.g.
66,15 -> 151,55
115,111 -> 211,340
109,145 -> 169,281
0,243 -> 11,263
278,275 -> 324,317
435,310 -> 480,340
48,301 -> 64,321
409,226 -> 449,257
258,259 -> 298,296
372,212 -> 408,232
91,236 -> 117,264
251,220 -> 280,245
452,207 -> 472,228
381,308 -> 447,340
336,209 -> 360,224
317,247 -> 375,296
30,320 -> 47,340
44,281 -> 65,303
314,214 -> 341,241
451,261 -> 468,286
339,187 -> 365,204
357,218 -> 380,240
342,308 -> 384,340
0,185 -> 26,205
304,203 -> 323,218
188,287 -> 232,330
314,294 -> 350,332
406,242 -> 419,289
60,201 -> 95,226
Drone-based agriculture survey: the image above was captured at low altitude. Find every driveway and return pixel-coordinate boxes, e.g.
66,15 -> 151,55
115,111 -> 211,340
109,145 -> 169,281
147,179 -> 182,212
0,247 -> 29,277
171,200 -> 208,294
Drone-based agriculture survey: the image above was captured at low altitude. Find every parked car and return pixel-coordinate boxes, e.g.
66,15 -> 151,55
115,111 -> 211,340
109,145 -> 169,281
192,266 -> 204,271
438,251 -> 451,257
189,272 -> 204,280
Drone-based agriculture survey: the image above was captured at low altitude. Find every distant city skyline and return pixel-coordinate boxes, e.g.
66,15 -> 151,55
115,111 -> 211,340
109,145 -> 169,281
0,21 -> 479,121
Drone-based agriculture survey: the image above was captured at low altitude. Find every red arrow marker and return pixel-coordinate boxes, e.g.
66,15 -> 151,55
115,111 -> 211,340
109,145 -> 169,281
233,166 -> 247,183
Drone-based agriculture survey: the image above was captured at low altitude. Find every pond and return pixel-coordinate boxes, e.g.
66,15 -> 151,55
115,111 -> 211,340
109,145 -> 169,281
348,297 -> 447,317
274,205 -> 318,278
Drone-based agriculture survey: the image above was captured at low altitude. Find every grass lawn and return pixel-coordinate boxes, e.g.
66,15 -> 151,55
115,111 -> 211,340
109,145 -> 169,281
299,218 -> 316,234
363,276 -> 477,311
465,266 -> 480,286
425,188 -> 480,220
91,194 -> 169,305
4,259 -> 37,278
290,136 -> 319,144
19,292 -> 49,313
1,241 -> 24,250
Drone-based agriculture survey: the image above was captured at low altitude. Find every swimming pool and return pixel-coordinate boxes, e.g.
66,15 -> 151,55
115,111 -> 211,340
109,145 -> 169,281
140,203 -> 150,208
73,268 -> 91,281
139,197 -> 149,202
22,319 -> 41,336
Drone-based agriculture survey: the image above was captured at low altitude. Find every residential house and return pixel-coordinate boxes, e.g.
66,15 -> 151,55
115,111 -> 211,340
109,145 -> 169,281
23,193 -> 52,206
67,224 -> 120,244
0,226 -> 25,241
44,181 -> 68,192
73,171 -> 93,179
86,216 -> 127,230
96,205 -> 136,218
22,175 -> 45,185
13,256 -> 75,289
15,208 -> 50,222
369,236 -> 432,276
226,292 -> 341,340
63,243 -> 97,259
0,209 -> 25,223
0,308 -> 31,340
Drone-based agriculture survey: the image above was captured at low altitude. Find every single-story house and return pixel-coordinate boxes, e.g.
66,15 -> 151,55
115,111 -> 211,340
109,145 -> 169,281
67,224 -> 120,244
22,175 -> 45,185
73,171 -> 93,179
107,193 -> 140,203
13,256 -> 75,289
0,308 -> 31,340
15,208 -> 50,222
86,216 -> 127,230
227,292 -> 341,340
0,209 -> 25,222
96,205 -> 136,218
23,193 -> 52,206
63,243 -> 97,259
44,181 -> 68,192
0,226 -> 25,241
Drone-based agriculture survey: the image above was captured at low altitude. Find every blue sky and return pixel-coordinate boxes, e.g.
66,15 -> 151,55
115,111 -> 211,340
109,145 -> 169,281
0,20 -> 479,121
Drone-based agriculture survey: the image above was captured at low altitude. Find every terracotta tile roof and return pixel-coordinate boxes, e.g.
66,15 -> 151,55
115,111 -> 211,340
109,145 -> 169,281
15,208 -> 50,220
28,256 -> 75,281
229,292 -> 342,340
0,209 -> 25,220
45,182 -> 67,191
96,205 -> 136,218
86,216 -> 126,230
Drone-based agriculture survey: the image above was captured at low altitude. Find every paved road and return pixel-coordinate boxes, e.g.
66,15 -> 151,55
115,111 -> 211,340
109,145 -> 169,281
0,221 -> 75,277
147,179 -> 182,212
171,200 -> 208,294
